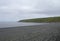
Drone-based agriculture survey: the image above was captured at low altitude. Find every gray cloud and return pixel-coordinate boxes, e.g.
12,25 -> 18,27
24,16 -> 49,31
0,0 -> 60,21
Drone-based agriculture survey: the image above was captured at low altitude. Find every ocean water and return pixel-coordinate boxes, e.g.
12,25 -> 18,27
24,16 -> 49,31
0,22 -> 46,28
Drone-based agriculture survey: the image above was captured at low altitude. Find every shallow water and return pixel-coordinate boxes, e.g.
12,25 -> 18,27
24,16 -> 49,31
0,22 -> 46,28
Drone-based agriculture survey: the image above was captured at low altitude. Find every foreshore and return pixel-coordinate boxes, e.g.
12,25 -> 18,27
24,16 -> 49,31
0,23 -> 60,41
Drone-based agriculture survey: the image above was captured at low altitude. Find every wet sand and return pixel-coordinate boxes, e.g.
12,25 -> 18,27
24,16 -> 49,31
0,23 -> 60,41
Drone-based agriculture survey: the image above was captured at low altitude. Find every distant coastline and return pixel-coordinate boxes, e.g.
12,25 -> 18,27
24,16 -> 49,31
19,16 -> 60,23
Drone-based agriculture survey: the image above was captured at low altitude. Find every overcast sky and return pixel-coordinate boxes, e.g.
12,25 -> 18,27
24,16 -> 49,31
0,0 -> 60,21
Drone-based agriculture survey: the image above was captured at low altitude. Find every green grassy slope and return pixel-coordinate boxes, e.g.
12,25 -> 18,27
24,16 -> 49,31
19,16 -> 60,22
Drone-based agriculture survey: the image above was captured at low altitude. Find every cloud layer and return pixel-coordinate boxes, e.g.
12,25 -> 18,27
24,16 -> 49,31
0,0 -> 60,21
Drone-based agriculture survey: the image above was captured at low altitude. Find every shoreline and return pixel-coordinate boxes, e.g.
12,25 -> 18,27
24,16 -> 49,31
0,23 -> 60,41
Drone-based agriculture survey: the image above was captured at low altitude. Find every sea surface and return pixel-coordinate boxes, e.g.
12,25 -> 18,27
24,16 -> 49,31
0,22 -> 47,28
